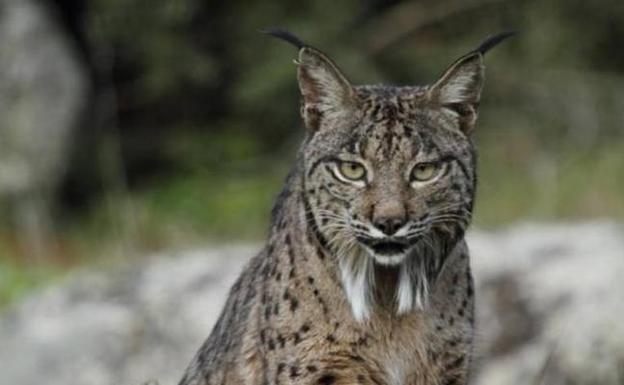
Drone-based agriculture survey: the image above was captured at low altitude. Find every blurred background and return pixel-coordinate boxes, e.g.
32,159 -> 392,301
0,0 -> 623,384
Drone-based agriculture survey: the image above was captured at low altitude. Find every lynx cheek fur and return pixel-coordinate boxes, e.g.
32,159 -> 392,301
178,30 -> 513,385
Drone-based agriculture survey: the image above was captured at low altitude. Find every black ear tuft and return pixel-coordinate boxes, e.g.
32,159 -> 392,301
261,28 -> 356,132
474,30 -> 517,56
260,27 -> 308,50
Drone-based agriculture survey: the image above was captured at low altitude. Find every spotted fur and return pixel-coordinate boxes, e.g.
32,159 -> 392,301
178,30 -> 512,385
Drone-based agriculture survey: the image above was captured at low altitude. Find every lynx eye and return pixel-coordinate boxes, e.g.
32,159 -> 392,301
410,162 -> 441,182
337,161 -> 366,181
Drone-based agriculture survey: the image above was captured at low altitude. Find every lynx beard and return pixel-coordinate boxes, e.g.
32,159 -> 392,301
339,240 -> 433,321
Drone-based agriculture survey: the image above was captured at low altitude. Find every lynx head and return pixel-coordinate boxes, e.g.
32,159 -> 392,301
266,29 -> 513,321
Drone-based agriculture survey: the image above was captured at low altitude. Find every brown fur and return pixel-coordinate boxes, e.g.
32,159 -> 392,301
178,31 -> 512,385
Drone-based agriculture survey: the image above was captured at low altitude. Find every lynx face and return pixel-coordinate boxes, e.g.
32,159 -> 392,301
268,30 -> 501,320
305,86 -> 475,269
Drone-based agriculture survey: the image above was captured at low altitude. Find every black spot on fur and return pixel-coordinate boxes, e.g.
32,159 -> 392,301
428,349 -> 440,361
290,297 -> 299,312
288,250 -> 295,267
316,295 -> 328,313
350,335 -> 369,347
447,356 -> 465,371
264,306 -> 271,320
348,354 -> 365,362
262,265 -> 270,278
318,374 -> 336,385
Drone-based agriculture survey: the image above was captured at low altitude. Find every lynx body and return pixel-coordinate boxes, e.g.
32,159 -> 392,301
179,30 -> 513,385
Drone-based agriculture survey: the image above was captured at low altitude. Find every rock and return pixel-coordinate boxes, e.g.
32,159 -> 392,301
0,246 -> 254,385
470,222 -> 624,385
0,223 -> 622,385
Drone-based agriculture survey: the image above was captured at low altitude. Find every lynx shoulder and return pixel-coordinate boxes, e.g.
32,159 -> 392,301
178,30 -> 513,385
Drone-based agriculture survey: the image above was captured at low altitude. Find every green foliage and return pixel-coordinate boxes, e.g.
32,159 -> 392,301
0,257 -> 62,308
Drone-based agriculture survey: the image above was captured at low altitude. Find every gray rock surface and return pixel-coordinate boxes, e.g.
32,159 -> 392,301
0,223 -> 622,385
471,222 -> 624,385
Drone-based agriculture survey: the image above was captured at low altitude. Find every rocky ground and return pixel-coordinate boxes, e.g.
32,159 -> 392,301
1,222 -> 623,385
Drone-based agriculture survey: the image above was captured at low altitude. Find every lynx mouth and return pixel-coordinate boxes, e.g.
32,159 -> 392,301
358,238 -> 410,266
370,241 -> 408,255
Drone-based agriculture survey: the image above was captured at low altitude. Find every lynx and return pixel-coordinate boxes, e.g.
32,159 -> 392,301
178,29 -> 513,385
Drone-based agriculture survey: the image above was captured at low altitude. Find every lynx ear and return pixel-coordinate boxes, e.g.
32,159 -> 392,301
296,47 -> 358,131
427,52 -> 484,134
427,31 -> 515,134
262,28 -> 358,131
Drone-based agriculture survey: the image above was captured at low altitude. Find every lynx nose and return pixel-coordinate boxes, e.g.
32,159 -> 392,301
372,201 -> 407,236
374,217 -> 406,236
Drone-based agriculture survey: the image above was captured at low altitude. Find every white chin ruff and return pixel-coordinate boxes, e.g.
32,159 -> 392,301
339,248 -> 431,322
